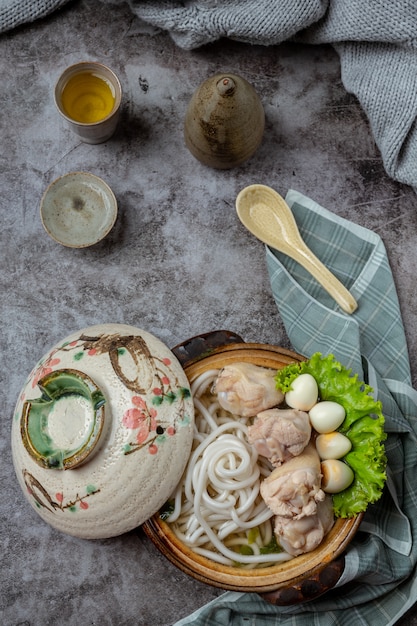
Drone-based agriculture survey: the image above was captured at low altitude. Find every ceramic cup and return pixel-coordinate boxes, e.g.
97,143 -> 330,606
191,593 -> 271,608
40,172 -> 118,248
54,61 -> 122,144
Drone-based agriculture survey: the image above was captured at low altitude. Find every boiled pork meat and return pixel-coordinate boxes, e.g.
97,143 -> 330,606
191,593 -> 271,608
260,443 -> 325,519
212,362 -> 284,418
247,408 -> 311,466
274,495 -> 335,556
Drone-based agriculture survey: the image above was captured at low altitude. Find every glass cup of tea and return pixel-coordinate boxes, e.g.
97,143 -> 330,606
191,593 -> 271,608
54,61 -> 122,144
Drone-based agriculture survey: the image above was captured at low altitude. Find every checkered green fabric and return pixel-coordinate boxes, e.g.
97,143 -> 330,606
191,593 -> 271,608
175,190 -> 417,626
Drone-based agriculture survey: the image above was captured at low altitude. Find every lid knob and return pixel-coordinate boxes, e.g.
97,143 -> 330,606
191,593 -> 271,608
216,76 -> 236,96
20,369 -> 106,470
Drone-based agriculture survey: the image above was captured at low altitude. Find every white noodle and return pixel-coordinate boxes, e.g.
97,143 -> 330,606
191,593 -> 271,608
193,396 -> 219,431
166,370 -> 293,567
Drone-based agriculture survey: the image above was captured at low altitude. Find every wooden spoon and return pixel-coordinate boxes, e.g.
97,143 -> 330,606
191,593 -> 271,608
236,184 -> 358,314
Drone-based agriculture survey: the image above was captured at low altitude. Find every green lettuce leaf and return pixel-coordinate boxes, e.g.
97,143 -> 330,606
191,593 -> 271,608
275,353 -> 387,518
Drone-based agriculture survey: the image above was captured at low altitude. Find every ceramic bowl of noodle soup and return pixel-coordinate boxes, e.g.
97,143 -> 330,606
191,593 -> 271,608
143,340 -> 363,600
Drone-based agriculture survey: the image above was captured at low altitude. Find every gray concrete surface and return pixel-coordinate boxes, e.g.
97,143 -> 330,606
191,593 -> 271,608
1,1 -> 417,624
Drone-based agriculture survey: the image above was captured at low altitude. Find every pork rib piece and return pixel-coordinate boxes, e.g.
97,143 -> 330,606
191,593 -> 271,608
260,443 -> 325,519
274,495 -> 335,556
247,408 -> 311,466
212,362 -> 284,418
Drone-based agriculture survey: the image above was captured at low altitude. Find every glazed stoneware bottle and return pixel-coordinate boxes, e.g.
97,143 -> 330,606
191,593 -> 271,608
11,323 -> 194,539
184,73 -> 265,169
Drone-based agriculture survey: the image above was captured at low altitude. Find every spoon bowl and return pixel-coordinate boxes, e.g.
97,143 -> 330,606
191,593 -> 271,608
236,185 -> 358,314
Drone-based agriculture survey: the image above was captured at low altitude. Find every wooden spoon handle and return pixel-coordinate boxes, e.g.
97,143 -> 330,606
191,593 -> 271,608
285,240 -> 358,314
236,185 -> 358,314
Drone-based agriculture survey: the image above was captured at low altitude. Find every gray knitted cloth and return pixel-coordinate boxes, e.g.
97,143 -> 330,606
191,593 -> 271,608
3,0 -> 416,193
0,0 -> 69,33
126,0 -> 417,191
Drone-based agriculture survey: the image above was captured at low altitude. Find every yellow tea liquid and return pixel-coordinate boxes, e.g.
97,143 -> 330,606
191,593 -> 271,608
61,72 -> 115,124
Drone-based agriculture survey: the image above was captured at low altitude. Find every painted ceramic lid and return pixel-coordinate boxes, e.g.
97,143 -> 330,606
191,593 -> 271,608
11,324 -> 195,539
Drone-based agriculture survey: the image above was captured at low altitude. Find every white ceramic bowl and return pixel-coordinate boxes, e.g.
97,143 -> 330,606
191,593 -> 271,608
40,172 -> 117,247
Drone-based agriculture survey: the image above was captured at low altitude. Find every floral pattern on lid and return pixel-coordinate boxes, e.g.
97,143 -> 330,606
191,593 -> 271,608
12,323 -> 195,539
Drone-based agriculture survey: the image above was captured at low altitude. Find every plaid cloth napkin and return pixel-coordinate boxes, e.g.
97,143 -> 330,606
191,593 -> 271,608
174,190 -> 417,626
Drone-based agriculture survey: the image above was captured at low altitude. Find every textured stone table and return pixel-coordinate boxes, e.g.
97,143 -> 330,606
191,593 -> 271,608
1,1 -> 417,624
